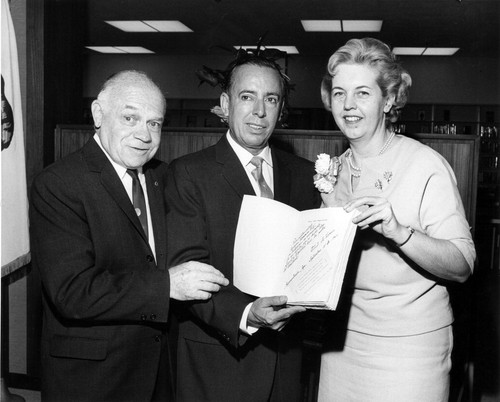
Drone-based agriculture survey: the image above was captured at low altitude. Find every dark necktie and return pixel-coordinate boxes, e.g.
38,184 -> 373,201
126,169 -> 149,239
250,156 -> 274,199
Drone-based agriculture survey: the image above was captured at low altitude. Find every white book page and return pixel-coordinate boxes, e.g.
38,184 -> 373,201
233,196 -> 299,296
284,208 -> 356,305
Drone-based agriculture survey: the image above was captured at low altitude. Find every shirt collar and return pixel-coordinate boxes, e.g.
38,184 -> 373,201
225,131 -> 273,168
93,133 -> 143,179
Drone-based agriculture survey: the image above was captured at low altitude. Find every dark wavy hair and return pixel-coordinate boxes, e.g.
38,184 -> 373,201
321,38 -> 412,125
222,51 -> 291,107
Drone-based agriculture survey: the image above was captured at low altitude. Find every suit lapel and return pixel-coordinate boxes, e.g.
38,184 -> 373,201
145,167 -> 167,269
215,136 -> 255,198
271,147 -> 291,205
215,136 -> 293,204
83,139 -> 150,245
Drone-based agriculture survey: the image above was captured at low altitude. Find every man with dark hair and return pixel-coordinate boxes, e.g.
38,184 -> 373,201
30,70 -> 228,402
167,54 -> 320,401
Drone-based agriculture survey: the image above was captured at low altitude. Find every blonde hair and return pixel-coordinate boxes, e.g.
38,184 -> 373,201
321,38 -> 412,124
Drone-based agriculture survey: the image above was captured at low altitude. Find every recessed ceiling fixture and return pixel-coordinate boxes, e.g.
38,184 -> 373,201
342,20 -> 383,32
105,20 -> 193,32
422,47 -> 460,56
301,20 -> 383,32
234,45 -> 299,54
392,47 -> 426,55
86,46 -> 154,54
301,20 -> 342,32
392,47 -> 459,56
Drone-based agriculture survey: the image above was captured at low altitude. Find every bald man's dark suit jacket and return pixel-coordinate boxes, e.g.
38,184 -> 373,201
166,135 -> 320,402
30,139 -> 173,402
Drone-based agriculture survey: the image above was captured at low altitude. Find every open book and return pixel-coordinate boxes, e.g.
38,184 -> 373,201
233,195 -> 358,310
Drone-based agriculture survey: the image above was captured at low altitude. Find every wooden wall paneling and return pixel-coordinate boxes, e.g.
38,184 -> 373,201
273,132 -> 348,162
156,132 -> 221,163
418,135 -> 479,230
54,128 -> 92,161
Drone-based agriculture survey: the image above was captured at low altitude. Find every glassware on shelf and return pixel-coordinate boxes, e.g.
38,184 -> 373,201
480,125 -> 499,154
433,123 -> 456,135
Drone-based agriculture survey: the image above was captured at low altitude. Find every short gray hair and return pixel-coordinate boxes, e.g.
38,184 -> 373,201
97,70 -> 167,113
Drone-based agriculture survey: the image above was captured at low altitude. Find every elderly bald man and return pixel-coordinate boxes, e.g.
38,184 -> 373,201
30,70 -> 228,402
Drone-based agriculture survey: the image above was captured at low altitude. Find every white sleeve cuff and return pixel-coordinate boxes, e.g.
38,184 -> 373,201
239,302 -> 259,335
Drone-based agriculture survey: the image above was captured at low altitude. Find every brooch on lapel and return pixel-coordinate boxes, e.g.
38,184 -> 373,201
374,171 -> 393,191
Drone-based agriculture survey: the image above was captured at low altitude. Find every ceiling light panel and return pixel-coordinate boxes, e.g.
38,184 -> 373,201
392,47 -> 426,55
301,20 -> 342,32
85,46 -> 154,54
114,46 -> 154,54
392,47 -> 459,56
422,47 -> 459,56
342,20 -> 383,32
105,21 -> 156,32
85,46 -> 127,53
105,20 -> 192,33
143,20 -> 192,32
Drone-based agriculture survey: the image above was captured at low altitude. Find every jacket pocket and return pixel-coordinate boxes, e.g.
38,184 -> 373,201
49,334 -> 108,361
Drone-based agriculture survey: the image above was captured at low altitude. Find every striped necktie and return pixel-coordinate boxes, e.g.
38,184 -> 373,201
250,156 -> 274,199
126,169 -> 149,239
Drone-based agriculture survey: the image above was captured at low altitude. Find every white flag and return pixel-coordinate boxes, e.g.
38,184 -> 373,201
1,0 -> 30,274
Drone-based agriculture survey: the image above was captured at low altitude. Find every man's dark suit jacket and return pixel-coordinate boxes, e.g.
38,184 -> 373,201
30,139 -> 173,402
166,135 -> 320,402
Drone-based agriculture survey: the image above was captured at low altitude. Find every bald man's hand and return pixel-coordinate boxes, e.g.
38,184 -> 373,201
169,261 -> 229,301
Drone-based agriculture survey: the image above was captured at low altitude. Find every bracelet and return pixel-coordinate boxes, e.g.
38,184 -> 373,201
398,226 -> 415,247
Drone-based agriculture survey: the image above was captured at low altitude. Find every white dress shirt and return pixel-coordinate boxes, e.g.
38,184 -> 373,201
227,132 -> 274,196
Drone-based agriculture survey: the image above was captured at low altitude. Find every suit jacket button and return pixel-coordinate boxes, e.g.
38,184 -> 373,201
150,314 -> 156,320
154,335 -> 161,342
146,255 -> 154,262
140,314 -> 147,321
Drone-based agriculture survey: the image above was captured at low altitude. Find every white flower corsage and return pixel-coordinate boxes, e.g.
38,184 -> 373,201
313,153 -> 342,194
